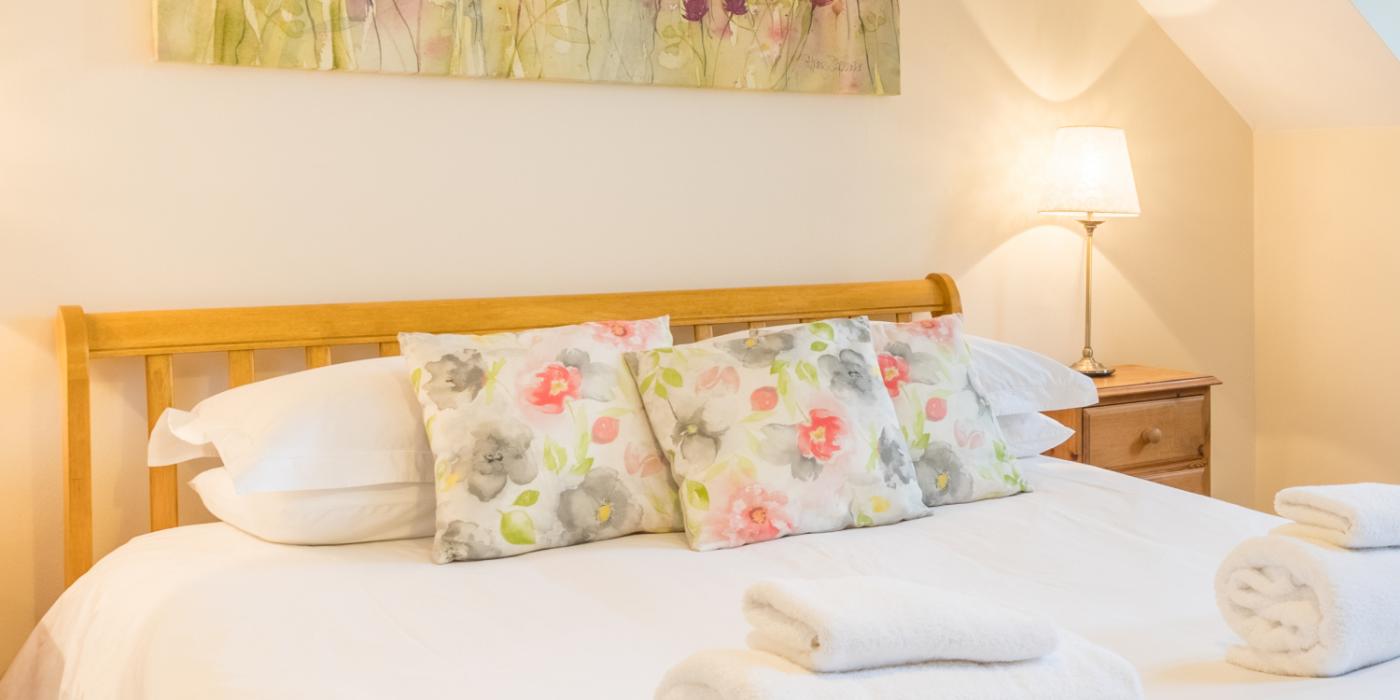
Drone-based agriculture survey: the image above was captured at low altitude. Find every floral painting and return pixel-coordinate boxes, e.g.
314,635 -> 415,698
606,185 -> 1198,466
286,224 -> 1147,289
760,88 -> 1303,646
154,0 -> 901,95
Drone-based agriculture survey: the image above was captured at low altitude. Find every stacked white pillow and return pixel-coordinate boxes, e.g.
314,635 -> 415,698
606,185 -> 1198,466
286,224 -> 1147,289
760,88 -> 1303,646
996,412 -> 1078,458
189,468 -> 434,545
148,356 -> 436,545
966,336 -> 1097,457
966,336 -> 1098,415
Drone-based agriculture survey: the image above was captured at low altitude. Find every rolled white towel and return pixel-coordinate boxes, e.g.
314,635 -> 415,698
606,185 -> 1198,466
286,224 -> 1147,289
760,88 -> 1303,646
1274,483 -> 1400,549
742,577 -> 1057,672
1216,534 -> 1400,676
655,632 -> 1143,700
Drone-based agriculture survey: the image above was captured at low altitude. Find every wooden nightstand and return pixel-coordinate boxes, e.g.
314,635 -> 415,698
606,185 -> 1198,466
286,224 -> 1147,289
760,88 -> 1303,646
1043,366 -> 1221,496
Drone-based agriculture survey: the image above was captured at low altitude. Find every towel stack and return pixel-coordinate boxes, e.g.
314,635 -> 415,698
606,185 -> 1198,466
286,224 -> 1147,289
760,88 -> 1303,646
656,577 -> 1144,700
1216,483 -> 1400,677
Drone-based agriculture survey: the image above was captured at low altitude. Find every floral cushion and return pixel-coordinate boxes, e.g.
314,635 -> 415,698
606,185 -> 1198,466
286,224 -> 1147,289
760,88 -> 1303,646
399,319 -> 681,563
629,318 -> 927,551
869,316 -> 1029,506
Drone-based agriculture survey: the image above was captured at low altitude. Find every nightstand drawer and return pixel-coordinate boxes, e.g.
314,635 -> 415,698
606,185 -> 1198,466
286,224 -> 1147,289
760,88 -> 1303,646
1142,467 -> 1207,494
1083,396 -> 1206,470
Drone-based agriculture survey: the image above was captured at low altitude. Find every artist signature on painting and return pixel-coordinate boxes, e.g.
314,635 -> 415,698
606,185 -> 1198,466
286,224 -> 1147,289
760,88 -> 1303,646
801,56 -> 866,74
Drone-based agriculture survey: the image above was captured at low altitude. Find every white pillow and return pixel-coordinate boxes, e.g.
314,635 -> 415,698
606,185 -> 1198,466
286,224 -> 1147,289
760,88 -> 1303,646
968,337 -> 1098,415
997,412 -> 1076,459
147,356 -> 431,494
191,468 -> 434,545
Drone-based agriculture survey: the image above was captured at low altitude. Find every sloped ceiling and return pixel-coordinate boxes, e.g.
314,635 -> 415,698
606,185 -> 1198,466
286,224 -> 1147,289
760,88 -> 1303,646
1354,0 -> 1400,58
1138,0 -> 1400,129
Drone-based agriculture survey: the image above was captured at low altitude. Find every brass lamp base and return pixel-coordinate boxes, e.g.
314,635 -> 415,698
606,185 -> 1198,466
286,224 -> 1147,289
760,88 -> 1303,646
1070,218 -> 1114,378
1071,349 -> 1115,377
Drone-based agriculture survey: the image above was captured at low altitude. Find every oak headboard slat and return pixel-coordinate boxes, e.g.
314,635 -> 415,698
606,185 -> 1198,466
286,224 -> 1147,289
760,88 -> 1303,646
56,274 -> 961,585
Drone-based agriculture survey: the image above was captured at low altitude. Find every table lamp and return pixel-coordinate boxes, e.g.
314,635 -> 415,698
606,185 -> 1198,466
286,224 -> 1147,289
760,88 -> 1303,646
1039,126 -> 1141,377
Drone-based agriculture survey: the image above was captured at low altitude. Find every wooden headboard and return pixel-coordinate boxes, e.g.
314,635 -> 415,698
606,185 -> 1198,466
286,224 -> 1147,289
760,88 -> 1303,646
56,274 -> 961,585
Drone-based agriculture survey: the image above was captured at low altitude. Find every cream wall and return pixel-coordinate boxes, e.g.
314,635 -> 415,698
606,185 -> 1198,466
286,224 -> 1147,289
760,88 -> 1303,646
1254,127 -> 1400,505
0,0 -> 1255,670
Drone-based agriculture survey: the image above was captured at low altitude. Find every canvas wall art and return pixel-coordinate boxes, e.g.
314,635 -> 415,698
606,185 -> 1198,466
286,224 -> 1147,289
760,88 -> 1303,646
154,0 -> 900,95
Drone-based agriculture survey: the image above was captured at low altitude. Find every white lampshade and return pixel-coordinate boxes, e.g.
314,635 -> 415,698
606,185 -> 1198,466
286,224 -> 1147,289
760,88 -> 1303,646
1040,126 -> 1141,220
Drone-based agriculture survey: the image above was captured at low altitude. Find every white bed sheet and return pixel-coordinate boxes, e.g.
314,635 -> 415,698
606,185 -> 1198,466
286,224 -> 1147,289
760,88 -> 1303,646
4,457 -> 1398,699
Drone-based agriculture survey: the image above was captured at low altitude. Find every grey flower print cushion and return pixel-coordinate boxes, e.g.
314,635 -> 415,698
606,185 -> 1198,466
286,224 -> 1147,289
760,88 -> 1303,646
630,317 -> 929,552
424,351 -> 488,410
819,348 -> 879,401
722,332 -> 796,368
914,442 -> 973,506
399,318 -> 681,565
670,403 -> 728,466
878,428 -> 915,488
557,348 -> 617,403
871,316 -> 1029,507
881,341 -> 944,385
457,419 -> 536,501
437,520 -> 502,563
757,424 -> 824,482
557,468 -> 643,543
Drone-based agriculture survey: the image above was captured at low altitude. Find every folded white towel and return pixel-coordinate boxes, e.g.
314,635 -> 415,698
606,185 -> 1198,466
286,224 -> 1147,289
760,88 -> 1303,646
1274,483 -> 1400,549
1216,534 -> 1400,677
742,577 -> 1057,672
655,632 -> 1143,700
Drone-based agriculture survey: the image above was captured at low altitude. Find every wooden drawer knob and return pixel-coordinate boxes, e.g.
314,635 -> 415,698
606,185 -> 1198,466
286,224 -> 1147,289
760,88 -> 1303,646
1142,427 -> 1164,445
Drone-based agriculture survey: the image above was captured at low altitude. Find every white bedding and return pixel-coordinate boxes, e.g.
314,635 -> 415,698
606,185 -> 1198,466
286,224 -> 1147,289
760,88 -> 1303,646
4,457 -> 1397,699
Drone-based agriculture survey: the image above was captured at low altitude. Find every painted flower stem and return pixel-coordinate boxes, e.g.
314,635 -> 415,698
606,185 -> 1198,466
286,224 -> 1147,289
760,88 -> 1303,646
774,4 -> 815,90
852,0 -> 882,93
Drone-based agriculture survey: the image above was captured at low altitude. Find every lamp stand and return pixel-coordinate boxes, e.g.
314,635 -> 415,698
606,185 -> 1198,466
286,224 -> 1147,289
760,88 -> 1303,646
1070,219 -> 1115,377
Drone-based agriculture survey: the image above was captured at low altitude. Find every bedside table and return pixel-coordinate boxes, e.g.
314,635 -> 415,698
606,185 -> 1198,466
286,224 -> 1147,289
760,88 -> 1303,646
1043,366 -> 1221,496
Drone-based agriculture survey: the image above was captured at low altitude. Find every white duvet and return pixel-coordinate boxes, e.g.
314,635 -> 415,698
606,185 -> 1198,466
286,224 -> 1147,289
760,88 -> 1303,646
4,457 -> 1398,699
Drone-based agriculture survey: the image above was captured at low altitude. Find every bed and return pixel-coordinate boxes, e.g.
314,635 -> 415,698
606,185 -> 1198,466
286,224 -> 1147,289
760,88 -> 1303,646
6,275 -> 1397,698
8,458 -> 1399,698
